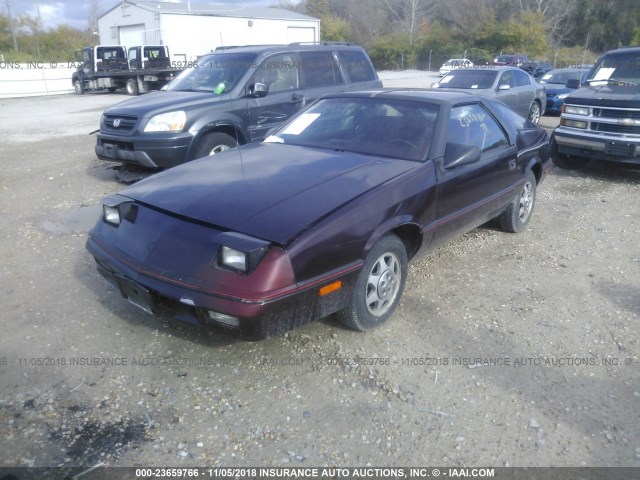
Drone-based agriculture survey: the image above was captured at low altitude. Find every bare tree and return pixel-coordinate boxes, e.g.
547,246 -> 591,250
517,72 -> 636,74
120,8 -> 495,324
439,0 -> 495,47
517,0 -> 578,44
383,0 -> 436,44
347,0 -> 393,46
87,0 -> 100,34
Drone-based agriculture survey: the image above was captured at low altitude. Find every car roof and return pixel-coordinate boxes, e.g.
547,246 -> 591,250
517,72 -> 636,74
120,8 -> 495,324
546,67 -> 590,73
605,46 -> 640,55
322,88 -> 486,106
451,66 -> 516,73
208,43 -> 364,55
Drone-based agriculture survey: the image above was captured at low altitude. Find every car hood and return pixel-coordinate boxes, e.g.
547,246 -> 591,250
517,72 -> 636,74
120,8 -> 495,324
119,143 -> 417,245
566,85 -> 640,107
543,85 -> 571,95
104,90 -> 227,116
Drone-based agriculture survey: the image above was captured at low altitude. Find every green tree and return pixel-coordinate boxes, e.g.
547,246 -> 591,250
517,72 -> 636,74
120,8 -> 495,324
506,11 -> 549,57
322,15 -> 351,42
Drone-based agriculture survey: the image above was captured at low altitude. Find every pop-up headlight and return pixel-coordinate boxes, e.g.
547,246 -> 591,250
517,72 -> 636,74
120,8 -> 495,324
101,195 -> 137,227
216,232 -> 270,274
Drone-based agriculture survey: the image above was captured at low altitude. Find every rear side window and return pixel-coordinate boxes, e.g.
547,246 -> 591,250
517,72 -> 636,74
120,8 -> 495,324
337,50 -> 376,82
447,104 -> 508,153
514,70 -> 532,86
300,51 -> 344,87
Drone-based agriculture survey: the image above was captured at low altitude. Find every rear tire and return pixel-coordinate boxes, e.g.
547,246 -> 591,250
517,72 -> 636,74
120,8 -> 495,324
528,101 -> 541,124
193,132 -> 237,158
498,170 -> 536,233
338,234 -> 407,332
126,78 -> 139,96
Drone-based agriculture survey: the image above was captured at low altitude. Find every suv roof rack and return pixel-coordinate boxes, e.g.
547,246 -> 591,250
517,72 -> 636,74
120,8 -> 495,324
288,41 -> 353,46
214,44 -> 281,51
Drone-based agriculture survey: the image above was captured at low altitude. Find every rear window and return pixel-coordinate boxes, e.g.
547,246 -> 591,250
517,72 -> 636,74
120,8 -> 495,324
337,50 -> 376,82
438,70 -> 497,89
300,51 -> 344,87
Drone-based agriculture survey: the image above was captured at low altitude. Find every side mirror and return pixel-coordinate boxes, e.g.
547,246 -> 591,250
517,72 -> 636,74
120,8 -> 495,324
443,142 -> 481,169
498,84 -> 510,91
249,82 -> 268,98
566,79 -> 580,89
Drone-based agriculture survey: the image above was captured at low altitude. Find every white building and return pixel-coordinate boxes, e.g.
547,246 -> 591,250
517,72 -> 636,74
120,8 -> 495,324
97,1 -> 320,62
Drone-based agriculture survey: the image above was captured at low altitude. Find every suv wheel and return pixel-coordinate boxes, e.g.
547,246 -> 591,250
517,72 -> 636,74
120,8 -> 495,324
194,132 -> 237,158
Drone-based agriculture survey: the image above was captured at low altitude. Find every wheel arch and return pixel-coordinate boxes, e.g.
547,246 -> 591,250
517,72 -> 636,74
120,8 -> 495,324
364,218 -> 424,261
527,157 -> 543,184
188,122 -> 250,159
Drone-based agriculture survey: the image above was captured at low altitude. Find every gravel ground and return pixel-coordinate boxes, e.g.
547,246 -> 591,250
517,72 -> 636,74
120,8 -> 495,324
0,75 -> 638,472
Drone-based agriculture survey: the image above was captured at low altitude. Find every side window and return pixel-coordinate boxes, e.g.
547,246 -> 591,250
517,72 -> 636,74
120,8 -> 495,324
253,54 -> 300,93
498,71 -> 514,88
300,51 -> 344,88
337,50 -> 376,82
514,70 -> 531,87
447,104 -> 509,153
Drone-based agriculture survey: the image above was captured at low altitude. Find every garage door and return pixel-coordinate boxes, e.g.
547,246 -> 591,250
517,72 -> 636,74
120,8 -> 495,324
119,24 -> 146,47
287,27 -> 316,44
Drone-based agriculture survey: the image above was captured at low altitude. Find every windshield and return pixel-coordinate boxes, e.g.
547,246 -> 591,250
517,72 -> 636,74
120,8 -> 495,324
438,70 -> 497,89
539,70 -> 585,84
587,51 -> 640,86
266,97 -> 439,161
167,52 -> 257,93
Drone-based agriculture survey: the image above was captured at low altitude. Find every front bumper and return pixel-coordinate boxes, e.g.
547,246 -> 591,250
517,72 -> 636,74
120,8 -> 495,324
553,126 -> 640,165
86,235 -> 360,340
95,132 -> 193,169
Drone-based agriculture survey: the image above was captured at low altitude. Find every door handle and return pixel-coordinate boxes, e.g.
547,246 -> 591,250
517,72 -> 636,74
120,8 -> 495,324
291,94 -> 304,104
509,159 -> 517,170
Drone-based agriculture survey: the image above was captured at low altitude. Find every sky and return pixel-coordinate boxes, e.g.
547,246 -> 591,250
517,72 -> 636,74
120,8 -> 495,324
3,0 -> 292,30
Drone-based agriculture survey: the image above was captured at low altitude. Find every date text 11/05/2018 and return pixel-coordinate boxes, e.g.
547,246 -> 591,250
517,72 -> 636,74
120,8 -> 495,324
133,467 -> 496,478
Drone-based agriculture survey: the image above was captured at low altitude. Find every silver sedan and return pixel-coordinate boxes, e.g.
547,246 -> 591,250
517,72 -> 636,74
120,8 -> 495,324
433,66 -> 546,123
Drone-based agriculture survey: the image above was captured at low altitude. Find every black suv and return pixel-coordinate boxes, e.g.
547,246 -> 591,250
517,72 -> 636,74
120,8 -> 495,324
95,43 -> 381,169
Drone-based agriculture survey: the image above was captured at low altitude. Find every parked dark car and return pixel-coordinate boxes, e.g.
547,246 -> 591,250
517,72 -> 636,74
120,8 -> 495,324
433,67 -> 546,123
539,68 -> 590,115
95,43 -> 381,170
521,60 -> 551,80
492,54 -> 528,67
86,90 -> 551,340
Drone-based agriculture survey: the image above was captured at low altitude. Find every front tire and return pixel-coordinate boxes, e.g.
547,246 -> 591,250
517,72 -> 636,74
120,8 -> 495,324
528,101 -> 541,124
73,80 -> 84,95
338,234 -> 408,331
498,170 -> 537,233
193,132 -> 237,158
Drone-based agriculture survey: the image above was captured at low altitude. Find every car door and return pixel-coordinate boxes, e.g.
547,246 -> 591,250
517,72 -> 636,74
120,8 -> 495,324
245,53 -> 304,142
495,70 -> 521,112
513,69 -> 537,116
432,103 -> 519,246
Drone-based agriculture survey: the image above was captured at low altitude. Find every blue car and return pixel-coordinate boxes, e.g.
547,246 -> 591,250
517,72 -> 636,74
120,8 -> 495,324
540,68 -> 590,115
